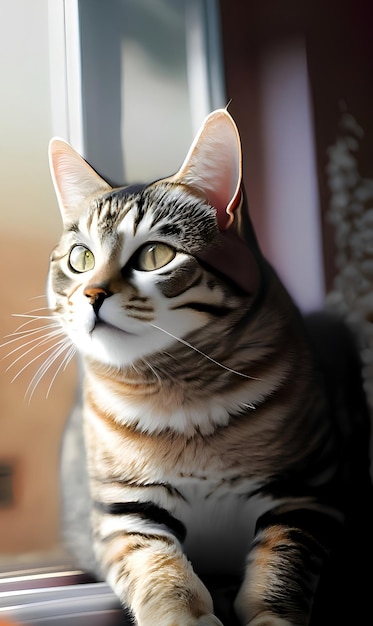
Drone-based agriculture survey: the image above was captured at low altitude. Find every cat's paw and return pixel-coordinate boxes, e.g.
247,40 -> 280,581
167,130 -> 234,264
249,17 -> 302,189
196,615 -> 224,626
248,615 -> 291,626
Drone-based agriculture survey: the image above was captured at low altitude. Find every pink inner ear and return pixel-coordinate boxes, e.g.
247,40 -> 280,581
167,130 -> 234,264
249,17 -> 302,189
215,186 -> 242,231
168,109 -> 242,231
48,138 -> 112,223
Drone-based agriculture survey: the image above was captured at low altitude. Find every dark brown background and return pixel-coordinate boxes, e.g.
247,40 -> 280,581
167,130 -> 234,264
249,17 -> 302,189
219,0 -> 373,290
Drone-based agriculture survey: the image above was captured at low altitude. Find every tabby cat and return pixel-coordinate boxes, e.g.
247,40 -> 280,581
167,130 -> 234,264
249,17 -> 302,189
46,109 -> 372,625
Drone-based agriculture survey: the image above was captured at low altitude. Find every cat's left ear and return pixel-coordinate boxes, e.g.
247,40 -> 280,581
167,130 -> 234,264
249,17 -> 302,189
169,109 -> 242,230
48,138 -> 112,223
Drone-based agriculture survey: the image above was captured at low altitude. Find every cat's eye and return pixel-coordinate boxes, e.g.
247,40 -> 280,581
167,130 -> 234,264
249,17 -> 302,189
69,245 -> 95,273
136,243 -> 176,271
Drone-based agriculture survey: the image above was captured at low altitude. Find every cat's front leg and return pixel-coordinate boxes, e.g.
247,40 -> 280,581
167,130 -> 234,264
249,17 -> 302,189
242,618 -> 292,626
234,511 -> 332,626
96,531 -> 223,626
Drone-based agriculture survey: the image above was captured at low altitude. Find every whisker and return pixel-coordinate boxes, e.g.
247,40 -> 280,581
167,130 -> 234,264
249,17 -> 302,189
26,344 -> 68,402
9,337 -> 68,382
1,312 -> 56,344
4,316 -> 55,338
1,302 -> 75,401
29,295 -> 48,301
240,402 -> 256,410
16,306 -> 51,315
140,358 -> 163,385
150,323 -> 261,381
46,344 -> 76,397
26,339 -> 76,402
4,328 -> 64,364
2,327 -> 45,346
2,325 -> 60,350
12,313 -> 55,320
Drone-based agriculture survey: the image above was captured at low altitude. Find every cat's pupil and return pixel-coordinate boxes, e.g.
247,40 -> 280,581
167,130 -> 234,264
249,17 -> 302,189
69,245 -> 95,273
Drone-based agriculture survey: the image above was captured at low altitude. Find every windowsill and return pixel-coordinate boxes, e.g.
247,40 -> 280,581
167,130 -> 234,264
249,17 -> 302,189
0,558 -> 129,625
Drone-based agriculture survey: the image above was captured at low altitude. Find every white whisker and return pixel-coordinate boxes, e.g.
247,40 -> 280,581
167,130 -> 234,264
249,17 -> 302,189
12,313 -> 55,320
1,299 -> 77,400
2,326 -> 61,353
5,328 -> 65,366
2,326 -> 47,346
13,321 -> 58,335
150,323 -> 261,381
29,295 -> 48,301
1,296 -> 75,400
2,326 -> 60,345
26,340 -> 76,402
44,345 -> 76,398
7,315 -> 55,337
1,314 -> 56,345
140,358 -> 163,385
9,336 -> 67,382
17,306 -> 51,315
240,402 -> 256,410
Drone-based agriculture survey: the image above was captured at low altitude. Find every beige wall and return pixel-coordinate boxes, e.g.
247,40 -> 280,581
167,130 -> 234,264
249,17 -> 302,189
0,0 -> 62,236
0,0 -> 77,561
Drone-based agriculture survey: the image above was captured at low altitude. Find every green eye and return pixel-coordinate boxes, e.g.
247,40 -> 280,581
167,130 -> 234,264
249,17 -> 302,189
136,243 -> 175,271
69,245 -> 95,273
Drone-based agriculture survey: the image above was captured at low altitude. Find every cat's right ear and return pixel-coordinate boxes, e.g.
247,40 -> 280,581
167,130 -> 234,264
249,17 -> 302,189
48,138 -> 112,223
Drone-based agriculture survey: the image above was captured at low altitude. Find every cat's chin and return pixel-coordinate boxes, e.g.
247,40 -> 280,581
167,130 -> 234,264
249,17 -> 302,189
70,319 -> 162,369
66,321 -> 133,366
92,320 -> 144,362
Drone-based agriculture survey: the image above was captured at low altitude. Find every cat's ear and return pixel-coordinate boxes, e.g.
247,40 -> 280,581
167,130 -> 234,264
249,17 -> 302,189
48,138 -> 112,223
169,109 -> 242,230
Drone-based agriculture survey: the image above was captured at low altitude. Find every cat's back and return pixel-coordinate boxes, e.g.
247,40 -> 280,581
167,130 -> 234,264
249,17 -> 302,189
303,312 -> 373,625
304,310 -> 371,473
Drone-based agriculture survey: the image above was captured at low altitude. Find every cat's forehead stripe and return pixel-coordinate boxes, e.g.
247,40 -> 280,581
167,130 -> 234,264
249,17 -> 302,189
91,193 -> 137,234
83,183 -> 216,250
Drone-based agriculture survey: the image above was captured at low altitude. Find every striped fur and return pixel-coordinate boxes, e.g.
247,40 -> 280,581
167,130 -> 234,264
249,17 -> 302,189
46,110 -> 372,625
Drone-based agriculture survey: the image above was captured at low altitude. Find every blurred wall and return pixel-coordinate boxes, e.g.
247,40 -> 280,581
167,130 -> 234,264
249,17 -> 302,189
0,0 -> 77,561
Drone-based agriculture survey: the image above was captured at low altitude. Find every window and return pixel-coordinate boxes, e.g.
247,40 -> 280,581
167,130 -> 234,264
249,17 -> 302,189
49,0 -> 225,183
0,1 -> 225,621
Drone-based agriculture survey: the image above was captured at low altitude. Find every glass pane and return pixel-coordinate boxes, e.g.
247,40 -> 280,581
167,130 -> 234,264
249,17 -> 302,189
78,0 -> 194,185
121,0 -> 193,182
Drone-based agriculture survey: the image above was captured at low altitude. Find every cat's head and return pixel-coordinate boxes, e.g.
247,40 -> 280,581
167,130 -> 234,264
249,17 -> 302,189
48,109 -> 261,369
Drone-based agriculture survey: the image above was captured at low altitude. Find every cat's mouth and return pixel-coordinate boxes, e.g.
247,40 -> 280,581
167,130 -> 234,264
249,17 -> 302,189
91,318 -> 133,336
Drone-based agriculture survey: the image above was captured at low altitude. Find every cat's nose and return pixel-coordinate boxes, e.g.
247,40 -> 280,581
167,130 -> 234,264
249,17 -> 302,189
84,285 -> 111,315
